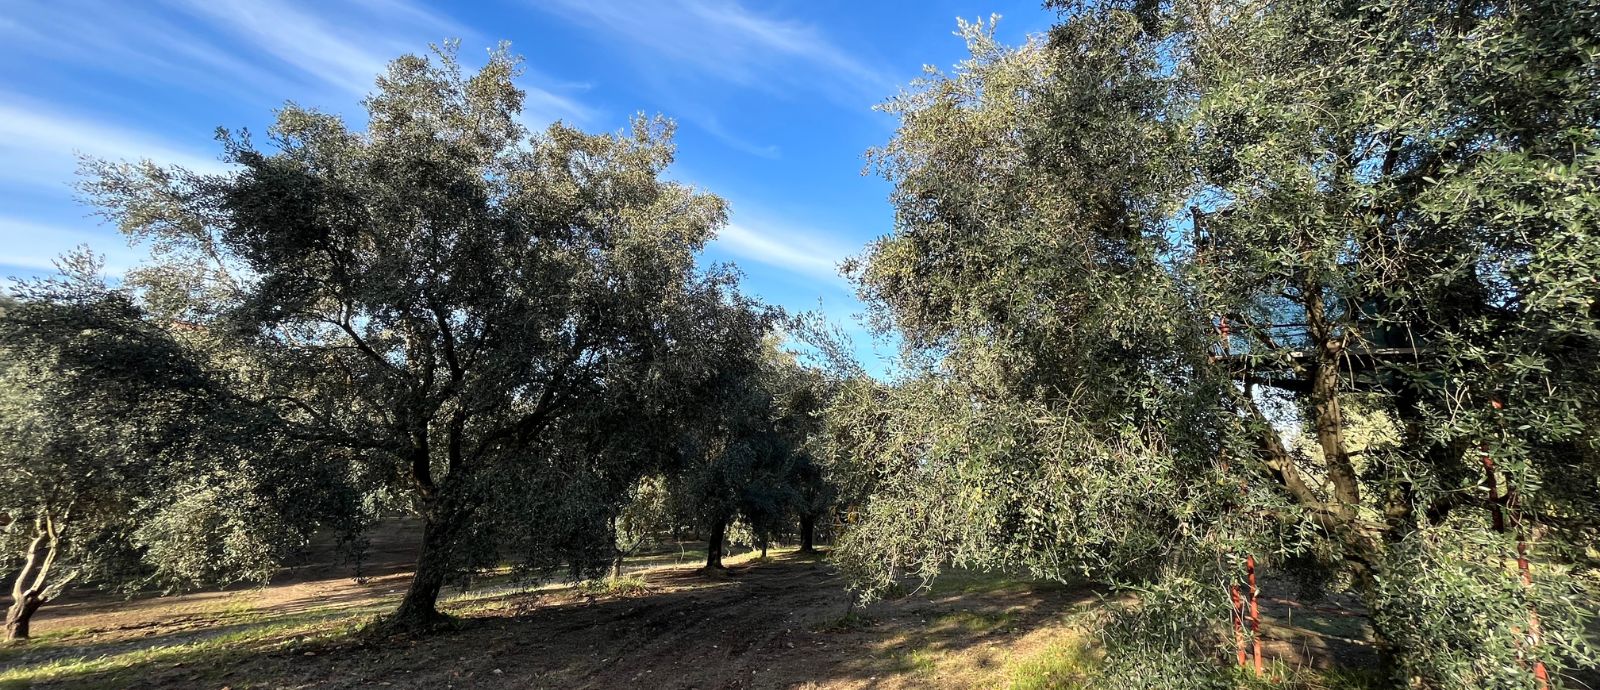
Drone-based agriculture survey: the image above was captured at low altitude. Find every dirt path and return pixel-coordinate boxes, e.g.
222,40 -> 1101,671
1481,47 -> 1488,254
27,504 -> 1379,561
0,522 -> 729,679
11,545 -> 1588,689
205,555 -> 1095,689
1,522 -> 422,667
5,552 -> 1101,689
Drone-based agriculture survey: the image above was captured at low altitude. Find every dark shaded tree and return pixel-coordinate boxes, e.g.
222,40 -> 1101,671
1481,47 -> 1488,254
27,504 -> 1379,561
0,252 -> 352,641
82,44 -> 731,631
662,295 -> 778,570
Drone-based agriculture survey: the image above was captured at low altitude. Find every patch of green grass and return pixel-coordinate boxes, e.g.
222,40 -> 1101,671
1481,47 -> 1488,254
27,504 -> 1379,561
721,546 -> 796,567
442,597 -> 508,616
888,646 -> 940,675
0,612 -> 366,689
924,569 -> 1036,597
0,626 -> 94,662
1183,660 -> 1386,690
0,601 -> 388,690
1004,638 -> 1099,690
202,595 -> 261,620
1001,643 -> 1384,690
576,576 -> 652,598
936,609 -> 1017,634
0,597 -> 391,669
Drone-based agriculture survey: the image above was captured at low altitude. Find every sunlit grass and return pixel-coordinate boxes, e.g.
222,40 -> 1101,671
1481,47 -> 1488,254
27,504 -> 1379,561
997,634 -> 1385,690
577,575 -> 653,598
0,626 -> 93,662
923,568 -> 1042,597
888,646 -> 941,675
1002,634 -> 1099,690
0,612 -> 365,689
936,608 -> 1018,634
721,544 -> 798,566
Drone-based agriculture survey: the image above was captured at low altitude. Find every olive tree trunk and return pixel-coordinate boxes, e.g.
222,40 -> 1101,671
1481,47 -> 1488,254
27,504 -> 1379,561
4,596 -> 42,642
386,495 -> 460,632
705,518 -> 727,570
799,515 -> 817,553
6,518 -> 64,643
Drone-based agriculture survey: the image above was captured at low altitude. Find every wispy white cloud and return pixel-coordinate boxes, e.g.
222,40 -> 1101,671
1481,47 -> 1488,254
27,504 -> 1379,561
687,110 -> 781,159
1,0 -> 596,123
172,0 -> 594,123
0,2 -> 297,103
536,0 -> 891,156
0,216 -> 142,276
173,0 -> 427,96
679,1 -> 887,89
0,97 -> 230,185
540,0 -> 892,100
0,0 -> 598,197
714,222 -> 851,286
517,81 -> 601,130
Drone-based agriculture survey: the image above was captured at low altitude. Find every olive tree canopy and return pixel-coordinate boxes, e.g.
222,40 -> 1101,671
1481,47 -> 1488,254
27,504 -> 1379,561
1,251 -> 354,641
837,4 -> 1600,687
83,43 -> 737,631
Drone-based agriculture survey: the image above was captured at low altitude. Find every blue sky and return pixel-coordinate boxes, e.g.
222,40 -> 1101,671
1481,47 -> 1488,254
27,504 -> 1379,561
0,0 -> 1056,373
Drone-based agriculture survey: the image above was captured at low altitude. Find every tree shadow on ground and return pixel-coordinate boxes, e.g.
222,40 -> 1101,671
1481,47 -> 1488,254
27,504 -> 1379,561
4,553 -> 1104,690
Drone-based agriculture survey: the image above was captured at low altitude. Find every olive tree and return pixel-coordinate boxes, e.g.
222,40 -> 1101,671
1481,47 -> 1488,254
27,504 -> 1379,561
838,4 -> 1599,687
83,43 -> 731,631
1180,0 -> 1600,683
664,297 -> 779,570
0,252 -> 350,641
659,305 -> 855,569
606,474 -> 671,579
766,324 -> 851,554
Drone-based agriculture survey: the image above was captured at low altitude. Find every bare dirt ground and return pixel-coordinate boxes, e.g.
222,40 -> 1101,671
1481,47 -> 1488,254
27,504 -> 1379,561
209,556 -> 1094,690
2,543 -> 1104,689
4,523 -> 1588,689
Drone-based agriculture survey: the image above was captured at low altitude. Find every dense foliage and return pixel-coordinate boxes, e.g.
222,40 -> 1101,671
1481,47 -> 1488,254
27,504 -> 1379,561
4,4 -> 1595,687
75,43 -> 780,631
0,252 -> 355,640
669,329 -> 839,569
837,3 -> 1600,688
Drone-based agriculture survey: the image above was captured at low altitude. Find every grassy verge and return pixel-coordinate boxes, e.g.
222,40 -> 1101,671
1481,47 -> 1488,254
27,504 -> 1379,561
0,612 -> 366,689
1004,637 -> 1099,690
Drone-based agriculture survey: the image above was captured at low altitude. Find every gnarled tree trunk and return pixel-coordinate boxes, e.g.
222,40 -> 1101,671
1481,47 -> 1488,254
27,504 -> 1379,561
705,518 -> 726,570
799,515 -> 816,553
386,494 -> 459,633
6,517 -> 63,643
5,595 -> 43,642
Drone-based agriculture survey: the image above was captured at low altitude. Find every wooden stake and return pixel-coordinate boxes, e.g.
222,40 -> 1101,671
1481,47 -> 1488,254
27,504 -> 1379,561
1231,583 -> 1248,667
1247,554 -> 1263,677
1518,538 -> 1550,690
